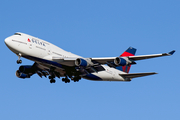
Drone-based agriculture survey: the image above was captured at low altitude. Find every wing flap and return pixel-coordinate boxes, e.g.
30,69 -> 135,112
91,57 -> 116,64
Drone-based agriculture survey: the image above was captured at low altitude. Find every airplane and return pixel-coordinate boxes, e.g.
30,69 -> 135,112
4,32 -> 175,83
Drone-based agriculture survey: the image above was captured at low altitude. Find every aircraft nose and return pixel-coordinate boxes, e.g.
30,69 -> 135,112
4,37 -> 11,46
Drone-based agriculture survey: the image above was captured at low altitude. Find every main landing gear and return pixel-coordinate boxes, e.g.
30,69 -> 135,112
49,76 -> 81,84
49,76 -> 56,83
61,75 -> 81,83
71,76 -> 81,82
49,70 -> 56,83
48,71 -> 81,84
17,53 -> 22,64
62,76 -> 70,83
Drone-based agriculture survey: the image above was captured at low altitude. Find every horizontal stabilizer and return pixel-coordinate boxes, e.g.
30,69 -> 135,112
119,72 -> 157,79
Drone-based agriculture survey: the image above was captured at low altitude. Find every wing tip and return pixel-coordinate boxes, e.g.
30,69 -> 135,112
168,50 -> 175,55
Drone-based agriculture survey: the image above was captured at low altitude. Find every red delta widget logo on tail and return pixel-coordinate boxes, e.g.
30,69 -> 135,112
117,47 -> 136,73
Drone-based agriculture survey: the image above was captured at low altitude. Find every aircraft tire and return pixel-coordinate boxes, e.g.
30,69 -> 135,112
62,78 -> 65,82
50,79 -> 56,83
17,60 -> 22,64
64,78 -> 70,83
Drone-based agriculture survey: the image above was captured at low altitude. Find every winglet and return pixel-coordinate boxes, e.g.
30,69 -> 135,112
168,50 -> 175,55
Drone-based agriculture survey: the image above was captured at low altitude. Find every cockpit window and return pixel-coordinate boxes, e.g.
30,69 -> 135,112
14,33 -> 21,36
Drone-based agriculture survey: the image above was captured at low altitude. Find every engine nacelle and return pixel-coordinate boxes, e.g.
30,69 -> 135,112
75,58 -> 93,67
19,65 -> 33,74
16,70 -> 30,79
114,57 -> 128,66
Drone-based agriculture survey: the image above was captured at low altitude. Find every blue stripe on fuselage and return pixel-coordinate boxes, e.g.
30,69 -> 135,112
83,74 -> 102,80
23,55 -> 63,68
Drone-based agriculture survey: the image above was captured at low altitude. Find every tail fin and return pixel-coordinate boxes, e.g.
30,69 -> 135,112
116,47 -> 137,73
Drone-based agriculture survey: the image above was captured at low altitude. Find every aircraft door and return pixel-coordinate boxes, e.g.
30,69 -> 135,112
47,44 -> 51,55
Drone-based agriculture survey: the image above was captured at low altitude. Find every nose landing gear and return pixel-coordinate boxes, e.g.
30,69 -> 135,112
17,53 -> 22,64
17,60 -> 22,64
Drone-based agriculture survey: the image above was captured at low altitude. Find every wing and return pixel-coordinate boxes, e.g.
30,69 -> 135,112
128,50 -> 175,61
52,50 -> 175,67
91,50 -> 175,63
52,57 -> 105,74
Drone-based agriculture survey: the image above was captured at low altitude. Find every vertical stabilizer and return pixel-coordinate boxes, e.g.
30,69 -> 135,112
116,47 -> 136,73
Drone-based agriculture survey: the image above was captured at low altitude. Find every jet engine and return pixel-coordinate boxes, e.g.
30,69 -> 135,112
16,70 -> 30,79
19,65 -> 34,73
75,58 -> 93,67
114,57 -> 128,66
15,65 -> 34,79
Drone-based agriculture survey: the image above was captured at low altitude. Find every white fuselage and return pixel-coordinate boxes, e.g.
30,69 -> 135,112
5,33 -> 128,81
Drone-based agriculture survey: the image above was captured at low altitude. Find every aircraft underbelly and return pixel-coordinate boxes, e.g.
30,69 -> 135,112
83,71 -> 125,81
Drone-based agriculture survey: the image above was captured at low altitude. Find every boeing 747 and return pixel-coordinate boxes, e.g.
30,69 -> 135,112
4,32 -> 175,83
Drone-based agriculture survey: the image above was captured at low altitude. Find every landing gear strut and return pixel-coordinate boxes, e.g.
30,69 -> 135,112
17,53 -> 22,64
48,69 -> 57,83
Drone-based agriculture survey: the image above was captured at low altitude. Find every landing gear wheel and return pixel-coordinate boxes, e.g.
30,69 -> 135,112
49,75 -> 56,83
62,78 -> 70,83
72,76 -> 81,82
17,60 -> 22,64
65,79 -> 70,83
50,79 -> 56,83
62,78 -> 65,82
